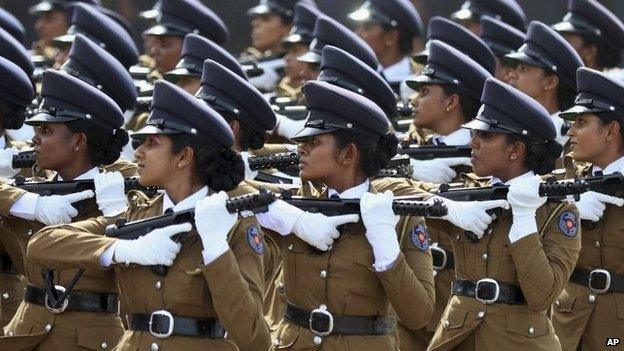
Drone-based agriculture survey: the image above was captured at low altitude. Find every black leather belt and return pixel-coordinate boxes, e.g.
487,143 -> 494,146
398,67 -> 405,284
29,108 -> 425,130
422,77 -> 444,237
0,254 -> 16,274
431,246 -> 454,270
130,312 -> 226,339
452,278 -> 526,305
25,284 -> 118,314
570,268 -> 624,294
284,302 -> 396,336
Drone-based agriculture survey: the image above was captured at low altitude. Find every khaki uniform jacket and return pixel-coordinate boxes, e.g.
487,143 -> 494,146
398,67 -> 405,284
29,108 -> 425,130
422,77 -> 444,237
551,163 -> 624,350
27,183 -> 271,351
427,186 -> 581,351
270,182 -> 435,350
0,161 -> 137,351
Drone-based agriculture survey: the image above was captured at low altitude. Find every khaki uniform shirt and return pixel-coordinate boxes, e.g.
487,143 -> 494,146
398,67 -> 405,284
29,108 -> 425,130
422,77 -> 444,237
27,183 -> 270,351
270,182 -> 435,350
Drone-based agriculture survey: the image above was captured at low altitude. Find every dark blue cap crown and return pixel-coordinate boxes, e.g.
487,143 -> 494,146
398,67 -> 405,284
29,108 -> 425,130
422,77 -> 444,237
63,34 -> 137,111
0,26 -> 33,76
560,67 -> 624,121
0,7 -> 25,43
0,56 -> 34,108
247,0 -> 301,19
348,0 -> 423,39
480,15 -> 525,57
198,59 -> 276,133
283,3 -> 322,46
451,0 -> 527,31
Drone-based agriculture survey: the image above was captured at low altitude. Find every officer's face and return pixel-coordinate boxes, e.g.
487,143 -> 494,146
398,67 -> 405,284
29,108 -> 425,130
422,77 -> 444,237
149,35 -> 184,73
133,134 -> 177,186
355,22 -> 396,60
469,130 -> 515,178
494,57 -> 514,83
32,122 -> 83,171
297,133 -> 345,182
35,9 -> 69,44
300,62 -> 320,82
457,19 -> 481,36
251,14 -> 292,52
175,76 -> 201,95
507,63 -> 549,101
284,43 -> 309,81
410,84 -> 451,129
561,33 -> 598,70
568,114 -> 613,163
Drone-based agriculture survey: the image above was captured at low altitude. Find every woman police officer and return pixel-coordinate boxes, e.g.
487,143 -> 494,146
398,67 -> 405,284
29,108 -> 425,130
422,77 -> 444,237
427,78 -> 581,351
28,80 -> 272,351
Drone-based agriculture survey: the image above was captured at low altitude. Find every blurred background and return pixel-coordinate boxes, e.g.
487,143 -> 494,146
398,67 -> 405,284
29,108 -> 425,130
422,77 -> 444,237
2,0 -> 624,55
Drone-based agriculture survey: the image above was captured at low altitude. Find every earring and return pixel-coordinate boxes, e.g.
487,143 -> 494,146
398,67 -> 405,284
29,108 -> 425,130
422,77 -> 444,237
509,155 -> 516,161
446,107 -> 451,112
178,163 -> 182,168
74,147 -> 79,152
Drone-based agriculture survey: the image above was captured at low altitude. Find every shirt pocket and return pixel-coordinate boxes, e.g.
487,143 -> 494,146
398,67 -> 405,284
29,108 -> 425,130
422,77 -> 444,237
505,312 -> 550,338
76,325 -> 124,351
282,238 -> 313,290
554,288 -> 576,314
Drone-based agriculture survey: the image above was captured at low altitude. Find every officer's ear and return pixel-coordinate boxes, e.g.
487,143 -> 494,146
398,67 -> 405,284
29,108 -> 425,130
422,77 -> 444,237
542,73 -> 559,92
175,145 -> 195,169
382,28 -> 400,47
506,139 -> 526,163
444,93 -> 461,113
336,141 -> 359,168
578,43 -> 598,68
603,120 -> 622,143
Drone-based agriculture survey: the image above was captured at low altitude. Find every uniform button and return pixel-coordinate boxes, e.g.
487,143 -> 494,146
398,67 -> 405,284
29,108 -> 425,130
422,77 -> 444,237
594,241 -> 601,248
101,342 -> 108,349
155,281 -> 162,290
124,262 -> 131,267
481,253 -> 488,261
476,311 -> 485,319
555,300 -> 560,308
442,320 -> 449,328
2,292 -> 9,299
277,282 -> 284,293
313,336 -> 322,345
455,234 -> 460,241
588,294 -> 596,303
8,331 -> 13,336
26,229 -> 33,236
272,339 -> 280,346
44,324 -> 52,332
486,228 -> 493,235
288,244 -> 294,251
150,343 -> 159,351
320,270 -> 327,279
528,326 -> 534,334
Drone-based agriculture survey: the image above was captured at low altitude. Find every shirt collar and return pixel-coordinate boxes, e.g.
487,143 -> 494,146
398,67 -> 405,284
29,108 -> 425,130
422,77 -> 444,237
0,135 -> 5,150
327,179 -> 370,199
432,128 -> 471,146
593,155 -> 624,176
490,171 -> 535,185
57,167 -> 100,181
381,56 -> 411,83
162,186 -> 209,214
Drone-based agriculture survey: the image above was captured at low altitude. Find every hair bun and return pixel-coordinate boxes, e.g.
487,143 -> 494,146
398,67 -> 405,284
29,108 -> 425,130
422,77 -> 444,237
203,148 -> 244,192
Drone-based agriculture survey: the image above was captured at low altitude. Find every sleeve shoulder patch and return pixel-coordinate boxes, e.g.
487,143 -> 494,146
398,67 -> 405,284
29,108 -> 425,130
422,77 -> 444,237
246,224 -> 264,255
557,210 -> 578,237
410,224 -> 430,251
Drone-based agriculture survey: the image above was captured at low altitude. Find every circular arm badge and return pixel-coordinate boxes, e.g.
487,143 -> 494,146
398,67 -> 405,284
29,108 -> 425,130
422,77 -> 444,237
558,211 -> 578,237
247,225 -> 264,254
411,224 -> 430,251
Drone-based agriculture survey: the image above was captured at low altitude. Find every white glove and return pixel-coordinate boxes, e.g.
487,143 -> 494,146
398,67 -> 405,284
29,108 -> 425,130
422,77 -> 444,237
194,191 -> 238,264
361,191 -> 400,271
410,157 -> 472,183
94,172 -> 127,217
240,152 -> 259,180
0,147 -> 20,179
507,175 -> 547,243
293,212 -> 360,251
114,223 -> 190,266
435,196 -> 509,239
576,191 -> 624,221
34,190 -> 95,225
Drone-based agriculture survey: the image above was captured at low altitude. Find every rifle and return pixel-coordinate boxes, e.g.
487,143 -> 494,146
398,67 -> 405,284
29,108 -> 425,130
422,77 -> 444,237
105,188 -> 277,275
249,153 -> 414,179
400,145 -> 472,160
280,190 -> 447,217
12,150 -> 36,169
12,176 -> 160,197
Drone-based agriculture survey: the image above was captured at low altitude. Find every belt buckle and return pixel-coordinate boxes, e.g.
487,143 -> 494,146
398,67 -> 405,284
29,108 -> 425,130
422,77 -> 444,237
309,305 -> 333,337
44,285 -> 69,314
589,269 -> 611,294
149,310 -> 174,339
475,278 -> 500,304
430,245 -> 447,270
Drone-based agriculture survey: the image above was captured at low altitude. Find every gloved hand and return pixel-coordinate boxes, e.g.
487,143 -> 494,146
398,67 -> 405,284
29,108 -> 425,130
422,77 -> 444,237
410,157 -> 472,183
361,191 -> 400,271
0,147 -> 20,179
575,191 -> 624,221
293,212 -> 360,251
34,190 -> 95,225
114,223 -> 190,266
240,152 -> 259,180
194,191 -> 238,264
94,171 -> 127,217
434,196 -> 509,240
507,175 -> 547,243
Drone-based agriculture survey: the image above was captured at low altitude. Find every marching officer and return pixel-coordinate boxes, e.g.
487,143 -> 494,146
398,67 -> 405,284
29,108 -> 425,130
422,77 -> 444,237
427,78 -> 581,351
479,16 -> 525,82
552,0 -> 624,73
505,21 -> 584,160
450,0 -> 527,35
29,80 -> 272,351
348,0 -> 424,99
552,67 -> 624,350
